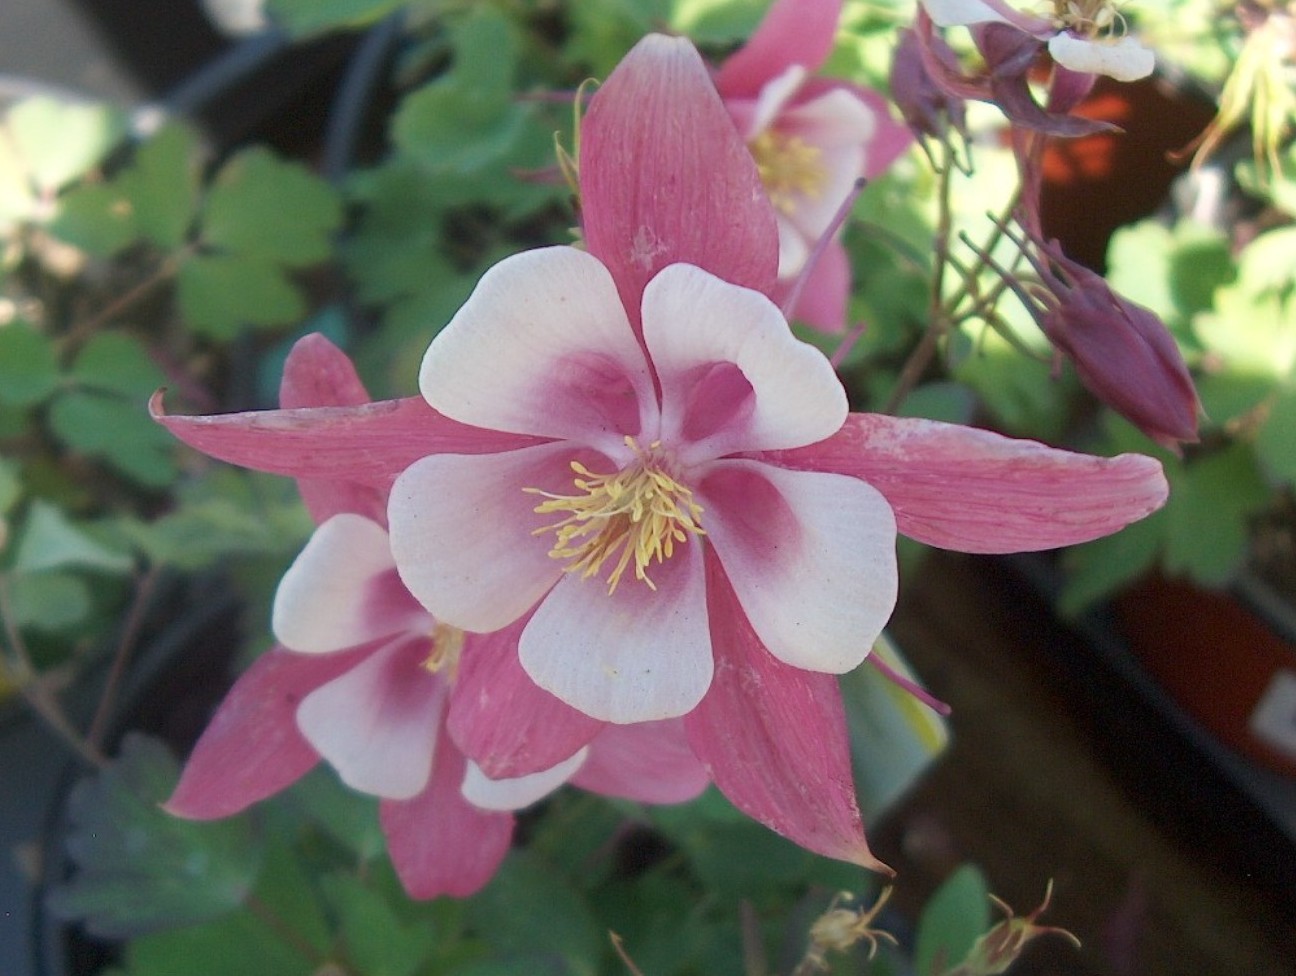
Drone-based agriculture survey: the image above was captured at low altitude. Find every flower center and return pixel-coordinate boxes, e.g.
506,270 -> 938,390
526,437 -> 706,594
1050,0 -> 1124,38
422,623 -> 465,678
749,130 -> 826,215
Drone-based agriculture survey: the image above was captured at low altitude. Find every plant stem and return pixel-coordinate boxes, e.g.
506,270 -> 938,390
87,564 -> 159,751
67,249 -> 188,345
244,893 -> 330,967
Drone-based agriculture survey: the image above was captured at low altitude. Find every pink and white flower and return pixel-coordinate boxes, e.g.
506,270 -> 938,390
714,0 -> 912,332
156,35 -> 1169,872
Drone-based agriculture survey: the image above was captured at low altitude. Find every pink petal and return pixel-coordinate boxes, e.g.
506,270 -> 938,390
447,619 -> 604,779
278,333 -> 387,525
297,637 -> 446,800
153,392 -> 542,493
716,0 -> 842,98
698,460 -> 896,673
642,264 -> 846,459
380,731 -> 514,899
580,34 -> 777,329
165,646 -> 368,819
520,542 -> 712,723
460,749 -> 589,811
685,551 -> 889,871
571,719 -> 710,804
763,414 -> 1169,552
419,248 -> 653,450
272,514 -> 427,653
388,443 -> 585,632
778,237 -> 850,333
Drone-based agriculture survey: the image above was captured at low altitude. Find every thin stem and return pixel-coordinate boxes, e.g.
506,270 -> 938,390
87,565 -> 159,750
0,574 -> 106,768
244,893 -> 330,967
67,250 -> 187,345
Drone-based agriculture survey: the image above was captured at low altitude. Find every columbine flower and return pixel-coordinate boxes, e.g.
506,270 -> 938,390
165,335 -> 708,899
714,0 -> 912,332
156,34 -> 1168,870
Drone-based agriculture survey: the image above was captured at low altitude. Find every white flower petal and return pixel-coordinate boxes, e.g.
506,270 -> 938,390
388,443 -> 582,632
520,543 -> 712,723
460,748 -> 589,811
748,64 -> 808,138
419,247 -> 654,452
272,514 -> 426,653
698,460 -> 897,673
642,264 -> 847,459
1048,33 -> 1155,82
297,638 -> 445,800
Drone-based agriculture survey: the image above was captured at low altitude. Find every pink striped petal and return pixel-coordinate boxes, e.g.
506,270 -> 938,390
460,748 -> 588,811
779,238 -> 850,333
763,414 -> 1168,551
388,443 -> 585,632
380,733 -> 514,899
685,551 -> 889,871
447,619 -> 604,778
580,34 -> 777,328
153,392 -> 541,492
572,719 -> 710,804
278,333 -> 387,525
272,514 -> 427,653
165,646 -> 368,818
716,0 -> 842,98
520,542 -> 712,723
419,248 -> 653,450
643,264 -> 846,459
698,460 -> 896,673
297,637 -> 446,800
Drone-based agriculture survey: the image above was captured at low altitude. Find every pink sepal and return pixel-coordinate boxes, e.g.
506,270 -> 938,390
572,720 -> 710,804
762,414 -> 1168,552
152,392 -> 543,492
446,618 -> 604,779
278,333 -> 386,526
380,725 -> 514,899
165,645 -> 368,819
684,552 -> 890,872
580,34 -> 778,327
715,0 -> 842,99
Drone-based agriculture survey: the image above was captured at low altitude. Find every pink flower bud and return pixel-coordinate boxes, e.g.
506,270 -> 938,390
890,27 -> 967,141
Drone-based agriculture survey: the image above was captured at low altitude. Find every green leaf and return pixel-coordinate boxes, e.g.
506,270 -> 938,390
6,96 -> 127,192
71,332 -> 167,397
668,0 -> 762,42
177,253 -> 306,337
49,182 -> 137,256
0,135 -> 35,224
202,147 -> 341,264
46,734 -> 264,938
323,872 -> 437,976
465,850 -> 603,976
266,0 -> 428,36
0,457 -> 19,514
48,390 -> 178,487
0,321 -> 58,405
1164,443 -> 1271,584
6,571 -> 92,631
914,864 -> 991,976
12,500 -> 132,574
391,10 -> 529,173
1058,506 -> 1166,614
1237,226 -> 1296,298
289,767 -> 385,862
1256,384 -> 1296,485
1195,284 -> 1296,380
118,123 -> 202,250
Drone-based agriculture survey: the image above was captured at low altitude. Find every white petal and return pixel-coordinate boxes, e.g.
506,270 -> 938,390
419,247 -> 655,452
776,215 -> 811,279
748,64 -> 807,138
272,514 -> 426,653
520,543 -> 712,723
388,444 -> 582,632
921,0 -> 1011,27
698,460 -> 897,673
460,748 -> 589,811
642,264 -> 847,459
297,638 -> 446,800
1048,33 -> 1155,82
778,89 -> 875,241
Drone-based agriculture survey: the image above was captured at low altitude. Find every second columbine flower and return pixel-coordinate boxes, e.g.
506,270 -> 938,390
389,248 -> 898,724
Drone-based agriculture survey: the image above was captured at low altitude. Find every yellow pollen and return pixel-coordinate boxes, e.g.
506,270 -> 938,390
749,130 -> 826,215
525,437 -> 705,594
422,623 -> 465,678
1050,0 -> 1125,39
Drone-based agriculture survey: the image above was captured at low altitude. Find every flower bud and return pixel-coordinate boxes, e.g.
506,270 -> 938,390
890,27 -> 968,141
951,883 -> 1081,976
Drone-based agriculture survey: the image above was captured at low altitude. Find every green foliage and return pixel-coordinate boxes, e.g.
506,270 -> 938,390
0,321 -> 58,406
914,865 -> 991,976
5,96 -> 127,193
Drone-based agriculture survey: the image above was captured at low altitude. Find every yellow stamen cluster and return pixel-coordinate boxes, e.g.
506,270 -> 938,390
422,623 -> 465,678
526,438 -> 705,594
1051,0 -> 1126,39
749,130 -> 826,215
